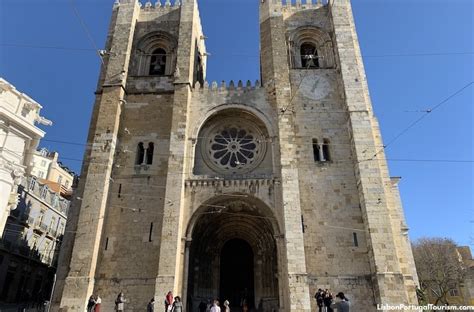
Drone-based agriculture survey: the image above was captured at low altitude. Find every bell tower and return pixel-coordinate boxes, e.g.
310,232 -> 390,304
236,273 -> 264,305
51,0 -> 206,311
259,0 -> 418,309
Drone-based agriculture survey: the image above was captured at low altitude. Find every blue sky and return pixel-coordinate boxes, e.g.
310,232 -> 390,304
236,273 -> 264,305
0,0 -> 472,248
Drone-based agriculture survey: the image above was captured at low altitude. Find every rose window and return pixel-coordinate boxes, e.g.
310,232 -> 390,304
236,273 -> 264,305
202,119 -> 267,173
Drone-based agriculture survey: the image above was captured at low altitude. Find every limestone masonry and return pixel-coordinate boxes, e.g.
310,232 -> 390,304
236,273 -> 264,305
51,0 -> 419,311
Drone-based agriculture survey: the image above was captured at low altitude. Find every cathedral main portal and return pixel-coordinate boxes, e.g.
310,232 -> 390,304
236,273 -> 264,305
186,198 -> 280,312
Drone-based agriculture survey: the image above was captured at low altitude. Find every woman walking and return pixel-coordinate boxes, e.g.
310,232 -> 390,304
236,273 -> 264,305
223,300 -> 230,312
171,296 -> 183,312
94,295 -> 102,312
115,292 -> 126,312
165,291 -> 174,312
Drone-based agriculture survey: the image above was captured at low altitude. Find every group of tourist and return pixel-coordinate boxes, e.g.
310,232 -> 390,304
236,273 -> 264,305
85,289 -> 349,311
87,292 -> 123,312
86,295 -> 102,312
314,289 -> 350,312
197,299 -> 231,312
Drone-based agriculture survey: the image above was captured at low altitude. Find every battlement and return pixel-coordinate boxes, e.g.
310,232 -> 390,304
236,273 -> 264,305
140,0 -> 182,10
193,80 -> 262,93
114,0 -> 184,10
282,0 -> 329,8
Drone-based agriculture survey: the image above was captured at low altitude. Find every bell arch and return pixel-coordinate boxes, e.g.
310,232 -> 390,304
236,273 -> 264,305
184,195 -> 281,312
288,26 -> 335,69
133,31 -> 178,76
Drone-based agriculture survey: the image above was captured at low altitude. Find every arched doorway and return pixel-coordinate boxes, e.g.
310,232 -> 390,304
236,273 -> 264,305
220,239 -> 254,310
186,198 -> 279,312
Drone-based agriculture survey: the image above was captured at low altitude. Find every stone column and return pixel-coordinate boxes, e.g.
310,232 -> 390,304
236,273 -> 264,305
53,1 -> 140,311
154,0 -> 198,301
330,0 -> 414,305
260,1 -> 311,311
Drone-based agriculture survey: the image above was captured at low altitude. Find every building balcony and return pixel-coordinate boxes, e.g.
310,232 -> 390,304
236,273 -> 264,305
46,228 -> 59,239
33,220 -> 48,233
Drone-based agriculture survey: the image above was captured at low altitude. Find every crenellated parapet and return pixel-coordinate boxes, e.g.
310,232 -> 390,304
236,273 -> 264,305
193,80 -> 262,93
114,0 -> 184,10
141,0 -> 181,10
264,0 -> 329,13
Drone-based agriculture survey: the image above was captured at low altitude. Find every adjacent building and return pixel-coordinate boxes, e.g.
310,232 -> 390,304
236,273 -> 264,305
31,148 -> 75,192
0,176 -> 71,303
0,79 -> 75,305
0,78 -> 50,239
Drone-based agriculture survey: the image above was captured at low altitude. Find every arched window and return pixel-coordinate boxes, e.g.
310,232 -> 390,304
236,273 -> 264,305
136,142 -> 145,165
135,32 -> 178,76
289,26 -> 335,69
312,139 -> 320,161
312,138 -> 331,162
146,142 -> 154,165
149,48 -> 167,76
322,139 -> 331,161
300,43 -> 319,68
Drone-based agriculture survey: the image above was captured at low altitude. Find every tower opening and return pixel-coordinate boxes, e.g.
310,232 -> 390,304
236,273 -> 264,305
219,239 -> 255,310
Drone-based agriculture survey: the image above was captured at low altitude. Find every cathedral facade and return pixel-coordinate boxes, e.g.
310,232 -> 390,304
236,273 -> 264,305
51,0 -> 419,311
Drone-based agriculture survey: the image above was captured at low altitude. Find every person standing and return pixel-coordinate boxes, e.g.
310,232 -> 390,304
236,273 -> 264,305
198,300 -> 207,312
94,295 -> 102,312
87,295 -> 96,312
330,292 -> 350,312
223,300 -> 230,312
210,300 -> 221,312
171,296 -> 183,312
147,298 -> 155,312
314,289 -> 324,312
205,299 -> 212,312
323,290 -> 333,312
165,291 -> 174,312
115,292 -> 126,312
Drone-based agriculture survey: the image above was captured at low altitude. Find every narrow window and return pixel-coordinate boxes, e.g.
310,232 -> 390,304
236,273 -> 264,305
149,48 -> 167,76
136,142 -> 145,165
30,178 -> 37,190
148,222 -> 154,242
146,142 -> 154,165
353,232 -> 359,247
301,43 -> 319,68
312,139 -> 320,161
105,237 -> 109,250
118,184 -> 122,198
323,139 -> 331,161
40,186 -> 48,199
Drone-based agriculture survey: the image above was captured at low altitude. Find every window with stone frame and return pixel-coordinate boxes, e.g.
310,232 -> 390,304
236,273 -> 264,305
300,43 -> 319,68
312,138 -> 331,162
288,26 -> 335,69
149,48 -> 167,76
30,177 -> 37,190
322,139 -> 331,161
40,185 -> 48,199
136,142 -> 155,166
135,32 -> 177,76
136,142 -> 145,165
146,142 -> 154,165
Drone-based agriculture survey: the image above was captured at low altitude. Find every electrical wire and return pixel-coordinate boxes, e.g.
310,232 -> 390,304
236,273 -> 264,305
68,0 -> 105,64
364,81 -> 473,162
1,43 -> 472,60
